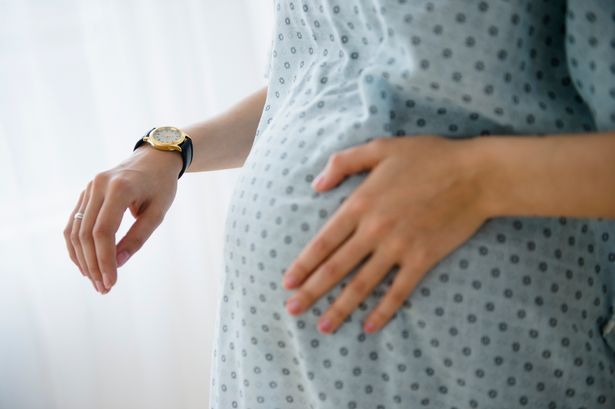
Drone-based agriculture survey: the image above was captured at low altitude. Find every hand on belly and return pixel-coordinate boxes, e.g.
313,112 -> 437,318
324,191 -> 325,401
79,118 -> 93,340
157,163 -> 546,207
282,134 -> 492,335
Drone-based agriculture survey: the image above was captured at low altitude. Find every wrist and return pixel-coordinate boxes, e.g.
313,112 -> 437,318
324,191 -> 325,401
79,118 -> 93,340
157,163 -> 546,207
133,143 -> 184,176
465,135 -> 516,219
468,135 -> 548,218
133,126 -> 193,179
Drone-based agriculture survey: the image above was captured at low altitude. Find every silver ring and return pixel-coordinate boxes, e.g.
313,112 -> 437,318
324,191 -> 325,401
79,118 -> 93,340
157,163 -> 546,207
74,212 -> 84,220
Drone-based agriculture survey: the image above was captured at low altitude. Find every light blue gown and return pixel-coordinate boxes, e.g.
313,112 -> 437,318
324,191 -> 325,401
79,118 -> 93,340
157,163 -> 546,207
210,1 -> 615,408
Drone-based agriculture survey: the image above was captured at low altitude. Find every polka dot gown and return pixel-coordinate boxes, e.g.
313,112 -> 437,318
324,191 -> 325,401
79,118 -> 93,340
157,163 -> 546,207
209,1 -> 615,408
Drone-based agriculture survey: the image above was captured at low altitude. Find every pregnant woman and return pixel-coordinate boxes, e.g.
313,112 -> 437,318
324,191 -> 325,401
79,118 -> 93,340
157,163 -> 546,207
65,0 -> 615,408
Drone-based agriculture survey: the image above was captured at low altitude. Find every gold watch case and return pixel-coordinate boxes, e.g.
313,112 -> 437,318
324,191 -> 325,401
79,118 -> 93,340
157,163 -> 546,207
143,126 -> 190,152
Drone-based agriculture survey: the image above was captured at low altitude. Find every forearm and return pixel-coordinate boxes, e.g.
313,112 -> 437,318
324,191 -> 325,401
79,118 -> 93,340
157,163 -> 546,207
183,85 -> 268,172
474,132 -> 615,219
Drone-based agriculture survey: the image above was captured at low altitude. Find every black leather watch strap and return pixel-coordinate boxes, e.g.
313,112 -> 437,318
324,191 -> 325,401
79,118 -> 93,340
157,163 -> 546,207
133,128 -> 194,179
177,136 -> 193,179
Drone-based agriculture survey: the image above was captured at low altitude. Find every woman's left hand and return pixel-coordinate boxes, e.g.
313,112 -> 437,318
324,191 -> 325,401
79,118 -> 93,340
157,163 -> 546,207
282,135 -> 493,335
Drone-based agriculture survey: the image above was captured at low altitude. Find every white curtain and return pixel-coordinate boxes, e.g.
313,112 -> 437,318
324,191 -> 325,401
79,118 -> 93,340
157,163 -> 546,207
0,1 -> 273,408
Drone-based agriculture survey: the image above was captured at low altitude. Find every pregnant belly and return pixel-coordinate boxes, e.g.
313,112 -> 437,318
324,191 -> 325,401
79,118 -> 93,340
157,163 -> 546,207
225,93 -> 612,334
215,80 -> 615,406
232,116 -> 605,318
222,145 -> 615,403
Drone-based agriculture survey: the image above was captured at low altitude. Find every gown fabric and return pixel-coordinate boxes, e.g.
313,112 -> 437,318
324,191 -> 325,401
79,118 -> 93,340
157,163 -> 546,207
209,1 -> 615,408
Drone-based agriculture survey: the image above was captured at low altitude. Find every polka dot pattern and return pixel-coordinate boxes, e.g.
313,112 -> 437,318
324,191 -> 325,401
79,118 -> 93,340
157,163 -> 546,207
209,1 -> 615,408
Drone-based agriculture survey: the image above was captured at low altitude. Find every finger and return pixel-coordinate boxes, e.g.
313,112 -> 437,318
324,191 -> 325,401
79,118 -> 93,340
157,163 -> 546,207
114,205 -> 166,268
71,189 -> 102,294
282,203 -> 358,289
362,260 -> 426,334
64,189 -> 86,275
71,185 -> 91,281
285,232 -> 373,317
312,138 -> 389,191
93,183 -> 133,291
316,247 -> 396,334
79,183 -> 106,294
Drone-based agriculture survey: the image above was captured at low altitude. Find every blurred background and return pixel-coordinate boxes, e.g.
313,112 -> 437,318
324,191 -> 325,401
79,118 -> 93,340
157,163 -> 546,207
0,1 -> 274,408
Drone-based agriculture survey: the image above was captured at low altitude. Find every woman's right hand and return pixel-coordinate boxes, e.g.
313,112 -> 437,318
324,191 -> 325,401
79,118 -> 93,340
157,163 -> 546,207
63,145 -> 184,294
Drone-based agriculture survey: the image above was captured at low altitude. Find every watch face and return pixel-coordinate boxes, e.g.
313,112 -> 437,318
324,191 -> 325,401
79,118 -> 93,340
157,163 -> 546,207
151,127 -> 183,144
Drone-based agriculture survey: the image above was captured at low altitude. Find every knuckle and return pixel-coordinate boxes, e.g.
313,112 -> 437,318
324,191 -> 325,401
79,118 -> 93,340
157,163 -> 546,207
297,286 -> 317,304
131,235 -> 146,249
289,259 -> 309,277
92,224 -> 110,239
78,229 -> 92,242
319,261 -> 337,277
387,286 -> 409,305
347,279 -> 369,299
150,209 -> 166,224
92,171 -> 109,187
328,152 -> 345,167
369,307 -> 387,324
70,231 -> 81,244
347,196 -> 370,216
83,259 -> 96,272
108,175 -> 131,194
86,260 -> 101,273
384,237 -> 407,259
311,236 -> 331,254
327,303 -> 349,321
363,217 -> 395,239
411,246 -> 431,267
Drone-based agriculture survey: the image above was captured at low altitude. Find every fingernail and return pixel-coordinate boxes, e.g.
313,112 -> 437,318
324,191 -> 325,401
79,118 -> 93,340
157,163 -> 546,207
102,273 -> 113,291
287,298 -> 301,314
312,174 -> 325,189
284,275 -> 297,288
364,320 -> 376,333
94,280 -> 105,294
117,251 -> 130,267
318,317 -> 333,333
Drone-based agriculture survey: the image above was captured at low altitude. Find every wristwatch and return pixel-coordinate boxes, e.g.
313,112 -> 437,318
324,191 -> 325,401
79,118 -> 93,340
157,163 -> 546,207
133,126 -> 194,179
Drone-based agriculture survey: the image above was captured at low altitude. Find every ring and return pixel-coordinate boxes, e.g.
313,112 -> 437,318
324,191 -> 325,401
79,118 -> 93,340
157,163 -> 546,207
74,212 -> 84,220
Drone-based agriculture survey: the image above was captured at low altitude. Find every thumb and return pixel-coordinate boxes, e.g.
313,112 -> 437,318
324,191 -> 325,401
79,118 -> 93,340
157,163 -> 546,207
116,207 -> 165,267
312,139 -> 386,191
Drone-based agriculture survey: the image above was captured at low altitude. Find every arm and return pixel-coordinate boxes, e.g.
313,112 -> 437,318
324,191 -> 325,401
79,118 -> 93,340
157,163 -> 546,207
64,85 -> 268,293
473,132 -> 615,219
278,132 -> 615,335
182,85 -> 268,173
